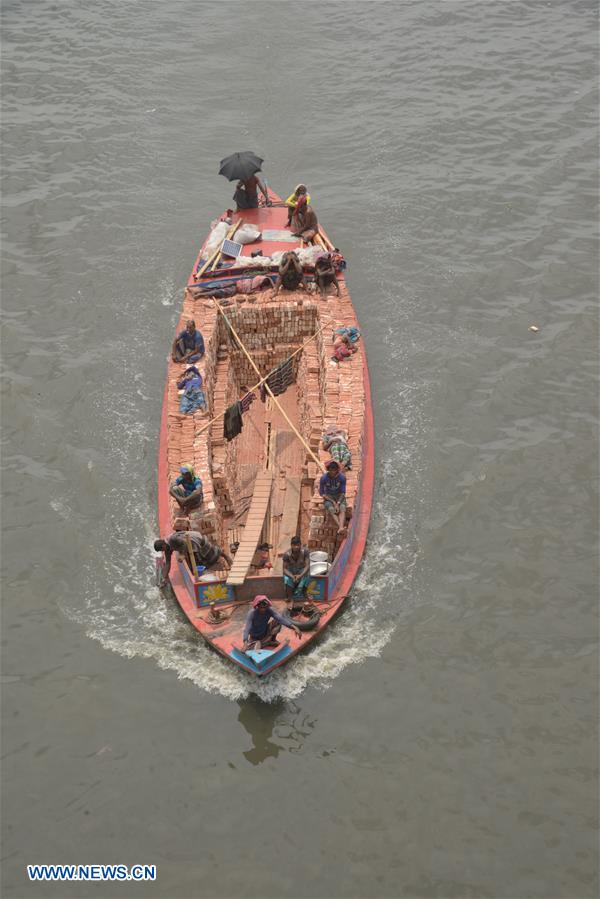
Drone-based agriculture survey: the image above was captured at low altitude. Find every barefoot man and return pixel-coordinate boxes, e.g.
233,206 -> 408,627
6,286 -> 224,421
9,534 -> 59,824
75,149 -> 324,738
319,460 -> 348,535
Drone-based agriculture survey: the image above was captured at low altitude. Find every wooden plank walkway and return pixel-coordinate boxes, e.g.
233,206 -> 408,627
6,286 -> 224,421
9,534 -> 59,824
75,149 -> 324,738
227,470 -> 274,585
273,476 -> 302,575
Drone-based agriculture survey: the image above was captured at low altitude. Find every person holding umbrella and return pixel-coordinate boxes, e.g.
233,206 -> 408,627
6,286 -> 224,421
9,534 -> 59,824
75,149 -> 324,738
234,173 -> 270,210
218,151 -> 271,209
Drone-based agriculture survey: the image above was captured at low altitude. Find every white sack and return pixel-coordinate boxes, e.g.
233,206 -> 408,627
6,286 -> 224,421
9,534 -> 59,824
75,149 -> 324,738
200,221 -> 230,261
235,224 -> 262,244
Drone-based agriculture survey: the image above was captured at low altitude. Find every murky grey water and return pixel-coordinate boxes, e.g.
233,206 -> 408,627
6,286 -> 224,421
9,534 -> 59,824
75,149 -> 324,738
2,1 -> 598,897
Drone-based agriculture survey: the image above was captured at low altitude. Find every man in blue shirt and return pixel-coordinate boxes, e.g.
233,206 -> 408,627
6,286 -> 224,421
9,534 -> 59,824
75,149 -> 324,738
319,460 -> 348,535
169,464 -> 204,512
243,595 -> 301,651
172,319 -> 205,363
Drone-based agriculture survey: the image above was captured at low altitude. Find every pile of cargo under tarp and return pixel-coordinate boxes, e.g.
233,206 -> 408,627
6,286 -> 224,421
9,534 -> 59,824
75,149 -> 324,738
190,245 -> 330,298
195,244 -> 325,279
232,245 -> 325,269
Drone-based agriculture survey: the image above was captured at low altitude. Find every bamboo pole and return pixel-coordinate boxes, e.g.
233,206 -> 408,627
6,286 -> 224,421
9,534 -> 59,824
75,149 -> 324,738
194,322 -> 329,437
212,300 -> 326,472
184,534 -> 197,577
314,233 -> 328,252
317,229 -> 335,251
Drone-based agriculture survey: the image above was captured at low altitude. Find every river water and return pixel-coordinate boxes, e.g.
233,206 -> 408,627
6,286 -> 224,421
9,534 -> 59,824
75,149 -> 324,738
1,2 -> 598,897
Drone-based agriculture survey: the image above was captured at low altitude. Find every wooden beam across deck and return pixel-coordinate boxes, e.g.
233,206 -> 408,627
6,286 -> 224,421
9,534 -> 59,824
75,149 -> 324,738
227,470 -> 274,586
273,476 -> 302,576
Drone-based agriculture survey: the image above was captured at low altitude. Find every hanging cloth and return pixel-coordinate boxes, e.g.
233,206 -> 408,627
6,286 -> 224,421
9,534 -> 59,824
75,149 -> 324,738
223,392 -> 257,441
240,391 -> 257,413
264,358 -> 294,399
223,401 -> 243,441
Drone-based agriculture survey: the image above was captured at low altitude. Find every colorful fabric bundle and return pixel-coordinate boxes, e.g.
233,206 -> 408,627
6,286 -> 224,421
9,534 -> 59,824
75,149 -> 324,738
177,367 -> 207,414
322,429 -> 352,470
330,251 -> 347,272
236,275 -> 274,294
180,388 -> 206,414
334,326 -> 361,344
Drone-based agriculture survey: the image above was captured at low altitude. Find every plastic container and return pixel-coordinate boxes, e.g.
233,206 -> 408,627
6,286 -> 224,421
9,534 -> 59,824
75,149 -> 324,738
310,551 -> 328,564
199,571 -> 219,583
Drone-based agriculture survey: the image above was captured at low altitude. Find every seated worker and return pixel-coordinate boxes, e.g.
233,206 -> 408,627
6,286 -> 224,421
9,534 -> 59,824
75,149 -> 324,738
177,366 -> 206,415
154,531 -> 233,584
243,595 -> 301,651
285,184 -> 311,226
315,253 -> 341,298
319,460 -> 347,536
251,542 -> 273,572
282,536 -> 311,606
273,251 -> 306,296
322,430 -> 352,471
172,319 -> 205,364
290,195 -> 319,242
233,174 -> 270,210
169,464 -> 204,513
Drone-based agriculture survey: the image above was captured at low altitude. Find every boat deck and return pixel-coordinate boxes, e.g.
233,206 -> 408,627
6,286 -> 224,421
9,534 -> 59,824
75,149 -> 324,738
157,190 -> 374,675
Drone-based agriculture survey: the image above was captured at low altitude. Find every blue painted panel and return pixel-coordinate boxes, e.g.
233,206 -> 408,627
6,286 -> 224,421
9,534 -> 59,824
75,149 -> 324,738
196,582 -> 235,607
244,648 -> 278,666
230,644 -> 293,675
304,577 -> 327,602
177,557 -> 198,603
328,522 -> 355,594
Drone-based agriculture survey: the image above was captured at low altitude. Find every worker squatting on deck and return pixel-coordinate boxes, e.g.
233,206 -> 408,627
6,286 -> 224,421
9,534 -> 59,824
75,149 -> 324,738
243,595 -> 301,651
172,319 -> 205,364
285,184 -> 311,226
169,464 -> 204,513
290,195 -> 318,241
315,253 -> 341,298
273,251 -> 306,297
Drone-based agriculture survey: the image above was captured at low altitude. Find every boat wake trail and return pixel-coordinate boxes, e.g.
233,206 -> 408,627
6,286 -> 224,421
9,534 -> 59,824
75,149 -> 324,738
74,520 -> 408,701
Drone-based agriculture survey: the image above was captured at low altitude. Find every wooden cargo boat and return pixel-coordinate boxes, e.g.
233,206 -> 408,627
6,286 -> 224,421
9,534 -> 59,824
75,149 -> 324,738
157,189 -> 374,676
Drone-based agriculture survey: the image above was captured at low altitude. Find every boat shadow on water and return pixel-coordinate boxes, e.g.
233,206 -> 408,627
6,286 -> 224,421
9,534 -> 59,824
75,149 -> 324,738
236,696 -> 317,765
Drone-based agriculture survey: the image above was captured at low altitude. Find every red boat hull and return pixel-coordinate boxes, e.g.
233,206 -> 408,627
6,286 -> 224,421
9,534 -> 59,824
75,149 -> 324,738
157,190 -> 374,676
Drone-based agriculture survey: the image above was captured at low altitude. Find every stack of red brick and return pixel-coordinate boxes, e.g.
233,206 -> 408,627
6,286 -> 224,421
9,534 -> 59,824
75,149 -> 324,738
304,284 -> 365,559
164,285 -> 365,565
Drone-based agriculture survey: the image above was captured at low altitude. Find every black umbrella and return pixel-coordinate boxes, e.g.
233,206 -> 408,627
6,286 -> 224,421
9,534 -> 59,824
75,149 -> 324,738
218,151 -> 264,182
